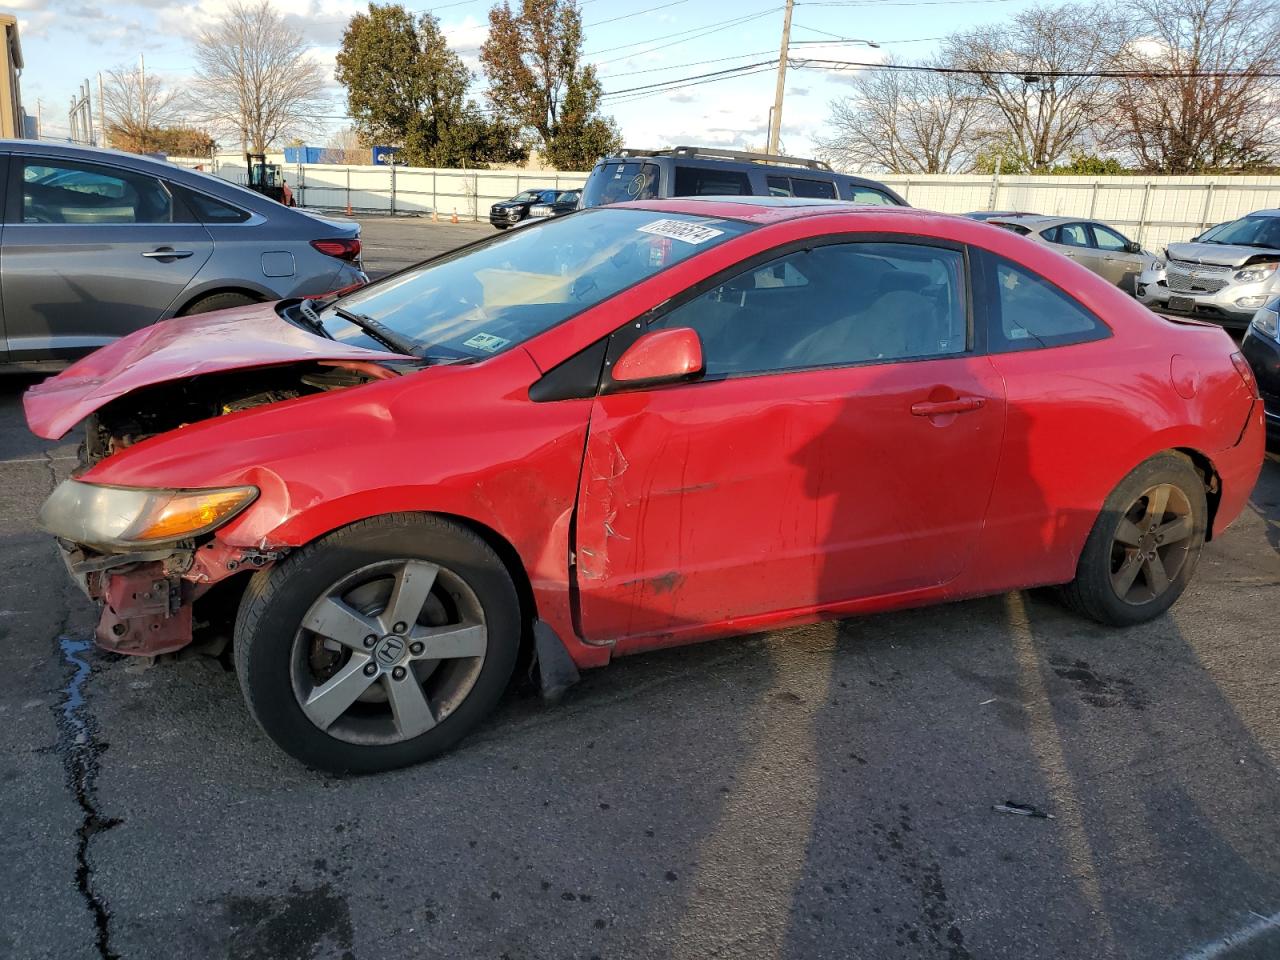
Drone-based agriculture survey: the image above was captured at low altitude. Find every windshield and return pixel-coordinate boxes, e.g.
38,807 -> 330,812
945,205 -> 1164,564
1198,215 -> 1280,249
322,208 -> 752,359
582,160 -> 661,208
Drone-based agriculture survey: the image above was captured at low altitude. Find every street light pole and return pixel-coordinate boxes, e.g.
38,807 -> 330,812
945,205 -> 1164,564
767,0 -> 795,156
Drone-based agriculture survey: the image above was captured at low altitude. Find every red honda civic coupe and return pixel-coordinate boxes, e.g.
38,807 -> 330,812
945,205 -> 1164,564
26,198 -> 1265,773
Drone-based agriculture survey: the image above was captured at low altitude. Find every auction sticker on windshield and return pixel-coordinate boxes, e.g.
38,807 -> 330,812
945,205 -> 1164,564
637,219 -> 725,245
463,333 -> 511,353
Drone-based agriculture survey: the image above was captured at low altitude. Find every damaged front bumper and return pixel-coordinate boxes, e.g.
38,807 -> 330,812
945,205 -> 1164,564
59,539 -> 281,656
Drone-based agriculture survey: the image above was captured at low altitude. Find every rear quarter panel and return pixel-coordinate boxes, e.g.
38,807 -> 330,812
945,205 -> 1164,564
954,234 -> 1259,593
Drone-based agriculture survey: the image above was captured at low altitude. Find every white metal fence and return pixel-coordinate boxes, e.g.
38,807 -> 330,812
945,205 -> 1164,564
168,155 -> 1280,249
874,173 -> 1280,250
169,155 -> 590,221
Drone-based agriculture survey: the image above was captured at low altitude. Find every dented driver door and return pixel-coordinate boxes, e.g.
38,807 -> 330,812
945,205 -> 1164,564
572,358 -> 1007,653
570,237 -> 1007,653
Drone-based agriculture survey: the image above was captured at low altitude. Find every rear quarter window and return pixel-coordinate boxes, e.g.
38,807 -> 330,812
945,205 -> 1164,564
673,166 -> 751,197
984,253 -> 1110,352
845,185 -> 898,205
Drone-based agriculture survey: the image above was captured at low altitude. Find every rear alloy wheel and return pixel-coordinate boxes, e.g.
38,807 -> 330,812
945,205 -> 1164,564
1063,453 -> 1207,626
235,515 -> 520,773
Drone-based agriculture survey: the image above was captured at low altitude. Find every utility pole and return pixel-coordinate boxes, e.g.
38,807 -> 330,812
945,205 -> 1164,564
97,72 -> 105,147
767,0 -> 795,156
82,80 -> 94,147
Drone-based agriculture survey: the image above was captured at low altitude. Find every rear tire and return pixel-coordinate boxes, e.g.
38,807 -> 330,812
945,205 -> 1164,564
180,291 -> 258,316
1062,453 -> 1207,626
234,514 -> 521,774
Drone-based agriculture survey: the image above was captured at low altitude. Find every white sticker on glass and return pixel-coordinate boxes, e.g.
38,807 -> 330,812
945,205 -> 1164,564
637,219 -> 725,245
463,333 -> 511,352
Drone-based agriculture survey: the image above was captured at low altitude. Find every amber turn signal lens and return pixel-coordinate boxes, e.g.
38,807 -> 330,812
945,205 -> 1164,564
126,488 -> 258,542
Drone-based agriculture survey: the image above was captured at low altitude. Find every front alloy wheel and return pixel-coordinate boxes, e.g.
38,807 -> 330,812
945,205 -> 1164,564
294,559 -> 487,745
235,515 -> 521,773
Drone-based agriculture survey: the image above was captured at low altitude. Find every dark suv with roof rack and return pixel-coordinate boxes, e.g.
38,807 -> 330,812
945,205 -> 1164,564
580,146 -> 906,210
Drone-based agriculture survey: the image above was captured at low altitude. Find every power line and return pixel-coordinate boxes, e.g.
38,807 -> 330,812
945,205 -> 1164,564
602,59 -> 778,98
607,64 -> 781,106
793,57 -> 1280,79
586,0 -> 691,27
585,6 -> 782,59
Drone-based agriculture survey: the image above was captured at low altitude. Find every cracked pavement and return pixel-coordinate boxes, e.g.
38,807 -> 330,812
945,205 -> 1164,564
0,218 -> 1278,960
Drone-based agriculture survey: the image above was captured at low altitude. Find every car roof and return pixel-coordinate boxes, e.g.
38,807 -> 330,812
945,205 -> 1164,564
612,195 -> 945,225
0,137 -> 310,219
987,215 -> 1074,229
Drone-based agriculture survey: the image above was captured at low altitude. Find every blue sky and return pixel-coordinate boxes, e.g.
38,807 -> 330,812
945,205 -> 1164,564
14,0 -> 1041,159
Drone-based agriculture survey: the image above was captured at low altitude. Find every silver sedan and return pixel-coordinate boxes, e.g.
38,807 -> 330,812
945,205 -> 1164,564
0,140 -> 367,371
984,215 -> 1161,294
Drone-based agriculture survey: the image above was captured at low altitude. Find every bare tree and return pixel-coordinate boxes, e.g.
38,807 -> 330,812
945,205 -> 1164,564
815,57 -> 988,173
945,3 -> 1132,170
101,62 -> 181,152
1111,0 -> 1280,171
192,0 -> 328,152
327,125 -> 368,164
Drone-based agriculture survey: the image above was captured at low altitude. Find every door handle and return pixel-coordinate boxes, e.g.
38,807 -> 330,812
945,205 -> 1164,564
911,396 -> 985,416
142,248 -> 194,259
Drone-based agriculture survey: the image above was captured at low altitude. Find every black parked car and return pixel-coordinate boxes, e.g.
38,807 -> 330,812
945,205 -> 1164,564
489,188 -> 559,229
528,189 -> 581,219
1241,297 -> 1280,448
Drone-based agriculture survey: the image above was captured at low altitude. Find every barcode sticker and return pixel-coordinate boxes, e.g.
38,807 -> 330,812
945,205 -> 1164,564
637,219 -> 724,245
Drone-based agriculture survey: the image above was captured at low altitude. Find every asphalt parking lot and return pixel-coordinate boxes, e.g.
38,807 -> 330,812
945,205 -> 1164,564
2,216 -> 1279,960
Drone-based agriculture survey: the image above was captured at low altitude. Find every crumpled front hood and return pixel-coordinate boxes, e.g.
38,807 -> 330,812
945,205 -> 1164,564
1166,241 -> 1280,268
24,302 -> 412,440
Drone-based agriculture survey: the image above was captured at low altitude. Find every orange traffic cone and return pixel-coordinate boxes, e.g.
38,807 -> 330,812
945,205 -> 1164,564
450,210 -> 459,224
432,209 -> 438,222
346,201 -> 353,217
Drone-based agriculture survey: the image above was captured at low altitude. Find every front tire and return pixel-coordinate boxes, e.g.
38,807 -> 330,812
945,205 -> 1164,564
1062,453 -> 1208,626
234,514 -> 521,773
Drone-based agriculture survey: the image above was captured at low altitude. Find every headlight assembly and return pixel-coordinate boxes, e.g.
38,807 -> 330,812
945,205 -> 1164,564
39,481 -> 258,551
1234,262 -> 1278,284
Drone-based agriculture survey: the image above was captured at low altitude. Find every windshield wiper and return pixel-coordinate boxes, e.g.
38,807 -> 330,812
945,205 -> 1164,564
295,298 -> 332,339
333,307 -> 421,357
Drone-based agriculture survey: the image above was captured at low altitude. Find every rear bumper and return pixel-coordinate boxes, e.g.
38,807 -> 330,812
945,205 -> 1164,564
1211,399 -> 1266,538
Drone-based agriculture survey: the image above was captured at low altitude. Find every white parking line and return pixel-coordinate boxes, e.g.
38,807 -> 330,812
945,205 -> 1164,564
1179,910 -> 1280,960
0,455 -> 78,464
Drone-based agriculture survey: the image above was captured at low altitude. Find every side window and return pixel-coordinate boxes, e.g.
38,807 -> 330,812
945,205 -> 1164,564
1055,223 -> 1091,247
791,177 -> 837,199
767,175 -> 792,197
649,242 -> 968,378
846,185 -> 897,206
673,166 -> 751,197
988,255 -> 1109,352
20,158 -> 175,224
175,185 -> 251,223
1091,224 -> 1130,252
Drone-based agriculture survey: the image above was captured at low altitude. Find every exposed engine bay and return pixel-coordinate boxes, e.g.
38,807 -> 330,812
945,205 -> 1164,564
66,360 -> 397,657
80,361 -> 391,469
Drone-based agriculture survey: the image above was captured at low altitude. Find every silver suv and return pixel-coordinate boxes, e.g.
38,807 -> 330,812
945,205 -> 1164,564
1138,210 -> 1280,329
0,140 -> 367,370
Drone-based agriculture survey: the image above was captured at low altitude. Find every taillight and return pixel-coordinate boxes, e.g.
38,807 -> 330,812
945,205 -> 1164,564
1230,351 -> 1261,399
311,238 -> 361,261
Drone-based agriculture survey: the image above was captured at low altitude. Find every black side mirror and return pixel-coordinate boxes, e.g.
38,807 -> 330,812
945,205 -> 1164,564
1125,241 -> 1142,254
